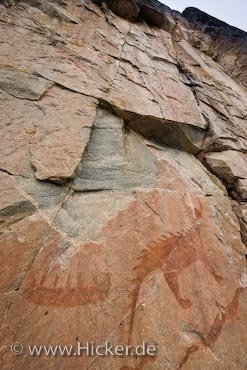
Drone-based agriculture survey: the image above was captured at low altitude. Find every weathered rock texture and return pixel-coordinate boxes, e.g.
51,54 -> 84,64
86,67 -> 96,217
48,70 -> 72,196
0,1 -> 247,369
182,7 -> 247,89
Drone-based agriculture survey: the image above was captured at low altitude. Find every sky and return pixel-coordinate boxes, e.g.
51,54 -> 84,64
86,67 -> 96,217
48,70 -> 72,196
159,0 -> 247,31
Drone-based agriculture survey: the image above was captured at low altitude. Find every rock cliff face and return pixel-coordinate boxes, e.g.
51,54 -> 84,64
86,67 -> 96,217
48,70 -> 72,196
182,7 -> 247,89
0,1 -> 247,369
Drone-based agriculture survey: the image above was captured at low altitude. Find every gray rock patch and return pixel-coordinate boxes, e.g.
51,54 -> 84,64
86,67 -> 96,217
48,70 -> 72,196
73,109 -> 157,191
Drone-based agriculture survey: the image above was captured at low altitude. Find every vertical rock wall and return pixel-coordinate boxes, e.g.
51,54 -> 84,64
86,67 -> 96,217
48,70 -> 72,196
0,1 -> 247,369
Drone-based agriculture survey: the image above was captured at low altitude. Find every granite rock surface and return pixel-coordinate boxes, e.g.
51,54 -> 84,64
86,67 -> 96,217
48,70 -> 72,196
0,1 -> 247,369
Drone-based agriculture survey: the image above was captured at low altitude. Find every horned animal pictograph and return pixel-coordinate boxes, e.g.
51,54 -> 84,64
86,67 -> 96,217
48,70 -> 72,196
128,198 -> 223,344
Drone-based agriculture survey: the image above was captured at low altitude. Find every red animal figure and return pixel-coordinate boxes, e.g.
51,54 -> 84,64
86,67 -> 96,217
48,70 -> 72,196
128,200 -> 223,344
